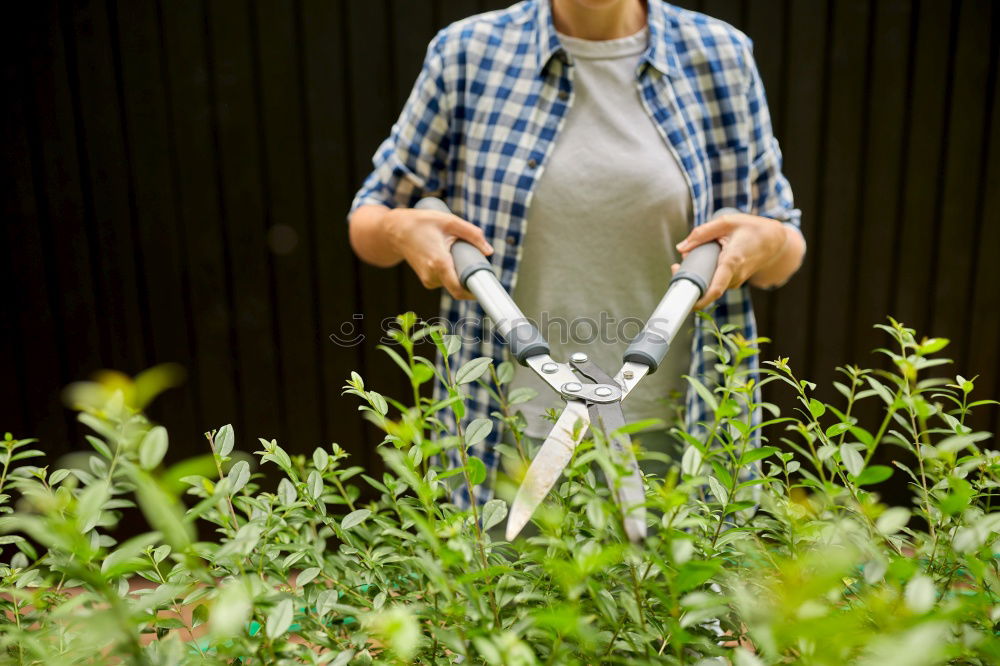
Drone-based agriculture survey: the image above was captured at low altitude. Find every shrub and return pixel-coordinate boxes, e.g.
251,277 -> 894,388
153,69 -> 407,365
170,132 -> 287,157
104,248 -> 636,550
0,315 -> 997,664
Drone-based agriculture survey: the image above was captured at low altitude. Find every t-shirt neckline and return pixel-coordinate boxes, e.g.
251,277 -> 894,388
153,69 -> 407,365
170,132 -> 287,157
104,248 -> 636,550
556,26 -> 649,59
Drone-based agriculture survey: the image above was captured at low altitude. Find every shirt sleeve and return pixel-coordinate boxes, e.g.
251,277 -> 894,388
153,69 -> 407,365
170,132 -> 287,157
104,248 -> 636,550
349,32 -> 452,215
742,39 -> 804,241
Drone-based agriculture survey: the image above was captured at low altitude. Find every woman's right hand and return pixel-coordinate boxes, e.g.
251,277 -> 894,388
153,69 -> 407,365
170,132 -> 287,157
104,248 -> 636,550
383,207 -> 494,300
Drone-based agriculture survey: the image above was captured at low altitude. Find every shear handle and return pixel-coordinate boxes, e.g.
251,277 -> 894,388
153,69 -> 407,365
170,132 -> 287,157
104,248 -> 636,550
623,208 -> 741,372
415,197 -> 550,364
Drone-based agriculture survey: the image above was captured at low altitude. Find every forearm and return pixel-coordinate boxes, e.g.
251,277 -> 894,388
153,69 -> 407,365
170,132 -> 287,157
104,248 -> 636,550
748,223 -> 806,289
348,204 -> 404,268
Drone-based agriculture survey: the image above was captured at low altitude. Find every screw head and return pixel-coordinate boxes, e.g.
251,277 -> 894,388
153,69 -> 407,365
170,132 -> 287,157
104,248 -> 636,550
541,362 -> 558,374
563,382 -> 583,393
623,370 -> 634,380
594,386 -> 613,397
570,352 -> 588,363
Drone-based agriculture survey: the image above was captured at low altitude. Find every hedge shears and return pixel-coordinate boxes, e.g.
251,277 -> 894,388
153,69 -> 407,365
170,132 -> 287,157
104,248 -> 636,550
416,198 -> 722,543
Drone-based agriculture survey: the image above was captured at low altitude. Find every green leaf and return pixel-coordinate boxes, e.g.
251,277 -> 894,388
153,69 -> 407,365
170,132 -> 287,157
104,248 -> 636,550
266,598 -> 294,638
683,375 -> 718,412
481,499 -> 507,531
308,470 -> 324,499
807,398 -> 826,419
708,477 -> 729,505
228,460 -> 251,495
496,361 -> 514,385
456,357 -> 493,385
215,424 -> 234,458
507,387 -> 537,405
876,507 -> 910,535
77,480 -> 110,533
342,509 -> 371,530
825,422 -> 852,438
918,337 -> 949,355
739,446 -> 780,466
681,445 -> 703,477
839,444 -> 864,477
297,567 -> 321,587
467,456 -> 487,485
139,426 -> 169,470
464,418 -> 493,449
313,447 -> 329,471
853,465 -> 893,486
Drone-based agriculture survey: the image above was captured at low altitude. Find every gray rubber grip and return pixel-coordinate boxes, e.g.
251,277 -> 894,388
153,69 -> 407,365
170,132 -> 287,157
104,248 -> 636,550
669,207 -> 739,296
507,322 -> 550,364
669,241 -> 721,296
451,240 -> 494,286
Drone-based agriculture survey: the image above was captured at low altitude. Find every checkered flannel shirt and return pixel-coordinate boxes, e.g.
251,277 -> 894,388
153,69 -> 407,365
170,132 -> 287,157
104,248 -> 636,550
350,0 -> 801,507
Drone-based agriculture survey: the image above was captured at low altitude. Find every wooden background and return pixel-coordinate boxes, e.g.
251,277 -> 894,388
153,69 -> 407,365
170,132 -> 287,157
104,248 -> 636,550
2,0 -> 998,479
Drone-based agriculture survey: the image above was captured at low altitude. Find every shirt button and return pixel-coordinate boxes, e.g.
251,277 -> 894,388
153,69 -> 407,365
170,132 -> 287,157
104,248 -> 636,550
527,158 -> 538,169
506,234 -> 517,246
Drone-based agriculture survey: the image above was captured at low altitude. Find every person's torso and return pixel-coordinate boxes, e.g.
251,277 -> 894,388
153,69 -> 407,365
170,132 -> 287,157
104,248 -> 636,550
507,27 -> 693,437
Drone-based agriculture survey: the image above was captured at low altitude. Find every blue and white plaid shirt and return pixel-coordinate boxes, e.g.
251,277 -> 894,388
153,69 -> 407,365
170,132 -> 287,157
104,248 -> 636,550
351,0 -> 801,506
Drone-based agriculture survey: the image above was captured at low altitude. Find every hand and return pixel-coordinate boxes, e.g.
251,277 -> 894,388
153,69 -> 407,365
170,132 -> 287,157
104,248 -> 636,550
671,213 -> 788,310
384,207 -> 494,300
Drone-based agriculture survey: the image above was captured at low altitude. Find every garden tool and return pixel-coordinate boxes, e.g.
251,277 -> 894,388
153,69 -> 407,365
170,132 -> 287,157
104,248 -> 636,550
415,198 -> 722,543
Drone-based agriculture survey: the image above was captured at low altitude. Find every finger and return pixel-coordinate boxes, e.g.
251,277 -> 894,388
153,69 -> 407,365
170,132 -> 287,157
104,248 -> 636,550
444,217 -> 494,256
694,260 -> 734,311
670,263 -> 680,276
676,218 -> 737,253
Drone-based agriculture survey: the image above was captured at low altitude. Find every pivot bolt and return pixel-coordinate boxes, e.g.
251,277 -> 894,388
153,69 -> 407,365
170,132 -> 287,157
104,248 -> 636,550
623,370 -> 634,380
570,352 -> 588,363
541,362 -> 558,374
594,386 -> 613,397
563,382 -> 583,393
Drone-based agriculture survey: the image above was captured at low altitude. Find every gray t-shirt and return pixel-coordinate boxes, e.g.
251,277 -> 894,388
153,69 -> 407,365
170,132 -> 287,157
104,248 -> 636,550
509,27 -> 694,438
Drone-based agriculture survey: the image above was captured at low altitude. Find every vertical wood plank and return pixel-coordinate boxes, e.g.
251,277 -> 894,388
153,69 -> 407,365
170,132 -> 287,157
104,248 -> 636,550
252,0 -> 325,451
299,0 -> 369,458
204,0 -> 284,443
808,0 -> 872,388
890,0 -> 957,336
66,0 -> 148,375
765,0 -> 828,377
159,0 -> 243,439
111,0 -> 202,441
848,0 -> 912,364
928,0 -> 993,374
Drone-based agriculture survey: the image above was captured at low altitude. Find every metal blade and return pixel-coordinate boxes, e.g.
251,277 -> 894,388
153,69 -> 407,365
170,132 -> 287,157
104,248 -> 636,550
590,402 -> 647,543
505,400 -> 590,540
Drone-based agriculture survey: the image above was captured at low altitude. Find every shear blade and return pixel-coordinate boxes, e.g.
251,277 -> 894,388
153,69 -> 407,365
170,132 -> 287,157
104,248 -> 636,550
505,400 -> 590,541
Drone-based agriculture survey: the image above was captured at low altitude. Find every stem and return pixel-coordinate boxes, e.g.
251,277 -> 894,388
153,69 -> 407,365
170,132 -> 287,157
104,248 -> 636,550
206,430 -> 242,530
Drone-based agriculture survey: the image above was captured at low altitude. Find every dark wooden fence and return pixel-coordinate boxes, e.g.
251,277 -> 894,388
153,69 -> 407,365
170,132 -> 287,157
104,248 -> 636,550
2,0 -> 998,476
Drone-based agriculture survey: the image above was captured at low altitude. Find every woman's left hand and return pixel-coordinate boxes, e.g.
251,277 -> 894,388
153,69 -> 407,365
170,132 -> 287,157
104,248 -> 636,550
672,213 -> 793,310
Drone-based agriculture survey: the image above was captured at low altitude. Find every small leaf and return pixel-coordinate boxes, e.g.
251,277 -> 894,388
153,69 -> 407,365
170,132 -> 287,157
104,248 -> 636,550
341,509 -> 371,530
876,507 -> 910,535
739,446 -> 779,466
467,456 -> 487,485
683,375 -> 718,412
464,418 -> 493,449
708,477 -> 729,505
807,398 -> 826,420
825,422 -> 852,438
308,470 -> 324,499
853,465 -> 893,486
266,598 -> 294,638
215,424 -> 235,458
481,499 -> 507,531
456,357 -> 493,385
139,426 -> 169,470
904,575 -> 936,613
297,567 -> 321,587
313,447 -> 329,471
681,446 -> 703,477
840,444 -> 864,477
228,461 -> 251,495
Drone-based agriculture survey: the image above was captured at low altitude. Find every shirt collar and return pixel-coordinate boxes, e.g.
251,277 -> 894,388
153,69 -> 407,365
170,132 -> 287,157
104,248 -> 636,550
534,0 -> 682,78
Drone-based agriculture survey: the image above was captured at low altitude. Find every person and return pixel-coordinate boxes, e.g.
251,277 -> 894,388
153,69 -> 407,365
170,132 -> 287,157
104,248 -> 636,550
348,0 -> 806,506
